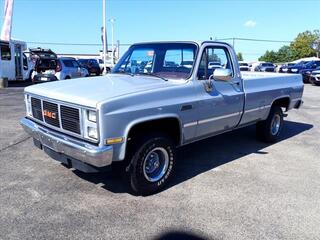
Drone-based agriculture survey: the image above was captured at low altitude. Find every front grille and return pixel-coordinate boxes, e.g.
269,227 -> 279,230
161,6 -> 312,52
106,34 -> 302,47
30,97 -> 82,136
31,97 -> 43,121
60,106 -> 80,134
43,101 -> 60,127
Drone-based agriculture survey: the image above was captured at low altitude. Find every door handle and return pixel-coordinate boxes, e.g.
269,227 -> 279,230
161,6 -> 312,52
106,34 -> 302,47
181,105 -> 193,111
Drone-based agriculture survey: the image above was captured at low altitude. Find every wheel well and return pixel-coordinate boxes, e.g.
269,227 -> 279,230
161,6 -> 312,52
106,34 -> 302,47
127,118 -> 181,147
272,97 -> 290,111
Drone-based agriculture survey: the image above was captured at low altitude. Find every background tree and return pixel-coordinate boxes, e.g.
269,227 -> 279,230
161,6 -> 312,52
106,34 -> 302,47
259,50 -> 278,62
290,30 -> 320,59
259,29 -> 320,63
237,52 -> 243,61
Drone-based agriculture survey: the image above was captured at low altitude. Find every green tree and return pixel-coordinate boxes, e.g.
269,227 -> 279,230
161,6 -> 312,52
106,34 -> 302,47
237,52 -> 243,61
290,30 -> 320,59
277,45 -> 294,62
259,29 -> 320,62
259,50 -> 278,62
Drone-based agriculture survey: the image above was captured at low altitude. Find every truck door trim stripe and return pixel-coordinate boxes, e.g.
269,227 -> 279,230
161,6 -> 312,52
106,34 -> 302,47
245,105 -> 271,113
183,121 -> 198,128
198,112 -> 242,125
184,104 -> 273,128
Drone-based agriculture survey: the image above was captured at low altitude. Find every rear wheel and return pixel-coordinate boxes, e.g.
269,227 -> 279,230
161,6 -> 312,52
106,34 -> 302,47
256,106 -> 284,143
129,134 -> 176,195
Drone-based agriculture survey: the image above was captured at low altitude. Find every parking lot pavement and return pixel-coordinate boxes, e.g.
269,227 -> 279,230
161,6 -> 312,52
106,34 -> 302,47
0,84 -> 319,240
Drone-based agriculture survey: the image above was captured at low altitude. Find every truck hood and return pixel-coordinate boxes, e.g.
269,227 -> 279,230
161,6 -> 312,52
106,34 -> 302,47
25,74 -> 178,108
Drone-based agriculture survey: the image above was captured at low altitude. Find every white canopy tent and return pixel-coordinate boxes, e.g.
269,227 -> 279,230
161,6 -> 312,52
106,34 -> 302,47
292,57 -> 320,63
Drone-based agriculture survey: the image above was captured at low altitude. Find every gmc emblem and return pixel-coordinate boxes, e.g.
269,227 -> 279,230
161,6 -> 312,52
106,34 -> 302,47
43,110 -> 57,119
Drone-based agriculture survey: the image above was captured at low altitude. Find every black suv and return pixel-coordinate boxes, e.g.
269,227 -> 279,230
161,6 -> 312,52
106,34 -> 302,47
78,59 -> 101,76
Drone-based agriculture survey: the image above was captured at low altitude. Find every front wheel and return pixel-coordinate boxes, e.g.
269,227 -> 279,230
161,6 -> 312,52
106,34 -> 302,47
129,135 -> 176,195
256,106 -> 284,143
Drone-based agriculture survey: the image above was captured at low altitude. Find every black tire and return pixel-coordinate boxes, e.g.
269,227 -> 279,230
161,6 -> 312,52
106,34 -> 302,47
303,77 -> 310,84
256,106 -> 284,143
129,134 -> 176,195
65,76 -> 71,80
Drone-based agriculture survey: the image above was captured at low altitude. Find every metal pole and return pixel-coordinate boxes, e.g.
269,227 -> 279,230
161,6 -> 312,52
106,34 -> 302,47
110,18 -> 115,67
102,0 -> 107,75
117,40 -> 120,61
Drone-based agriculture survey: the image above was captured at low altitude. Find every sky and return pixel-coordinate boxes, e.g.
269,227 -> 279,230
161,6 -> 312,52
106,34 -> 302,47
0,0 -> 319,61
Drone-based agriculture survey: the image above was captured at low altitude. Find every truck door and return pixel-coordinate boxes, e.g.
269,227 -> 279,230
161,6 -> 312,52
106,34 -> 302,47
14,44 -> 23,80
194,44 -> 245,138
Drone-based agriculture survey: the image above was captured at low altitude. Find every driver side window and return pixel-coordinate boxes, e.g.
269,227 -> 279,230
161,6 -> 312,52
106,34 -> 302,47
197,46 -> 234,80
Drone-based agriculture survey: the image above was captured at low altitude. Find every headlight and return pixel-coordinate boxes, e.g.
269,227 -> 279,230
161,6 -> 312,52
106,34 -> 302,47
87,126 -> 98,139
291,69 -> 298,72
87,110 -> 97,122
83,109 -> 99,141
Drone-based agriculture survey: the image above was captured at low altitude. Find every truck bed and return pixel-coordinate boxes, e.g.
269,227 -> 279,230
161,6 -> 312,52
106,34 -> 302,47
239,72 -> 303,126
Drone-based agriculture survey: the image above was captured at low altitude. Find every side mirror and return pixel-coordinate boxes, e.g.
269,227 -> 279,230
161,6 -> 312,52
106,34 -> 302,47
213,68 -> 232,81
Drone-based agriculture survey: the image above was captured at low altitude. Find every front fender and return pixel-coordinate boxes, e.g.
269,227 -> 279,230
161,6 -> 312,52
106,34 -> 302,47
115,114 -> 182,161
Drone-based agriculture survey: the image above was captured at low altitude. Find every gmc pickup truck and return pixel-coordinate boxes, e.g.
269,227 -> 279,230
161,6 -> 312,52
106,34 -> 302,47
21,41 -> 304,195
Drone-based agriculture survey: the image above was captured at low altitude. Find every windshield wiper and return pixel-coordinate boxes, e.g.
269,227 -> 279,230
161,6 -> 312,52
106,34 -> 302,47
136,72 -> 168,81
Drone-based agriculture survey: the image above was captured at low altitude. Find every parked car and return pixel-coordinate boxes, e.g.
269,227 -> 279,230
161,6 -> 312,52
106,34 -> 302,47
30,48 -> 59,82
78,59 -> 101,76
255,62 -> 276,72
300,61 -> 320,83
98,59 -> 113,73
21,40 -> 303,195
239,61 -> 250,71
31,50 -> 88,83
208,61 -> 222,69
309,67 -> 320,86
278,63 -> 295,73
286,60 -> 320,83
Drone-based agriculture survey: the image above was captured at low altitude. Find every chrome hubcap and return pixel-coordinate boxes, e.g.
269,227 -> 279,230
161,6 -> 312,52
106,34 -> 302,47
271,114 -> 281,135
143,147 -> 169,182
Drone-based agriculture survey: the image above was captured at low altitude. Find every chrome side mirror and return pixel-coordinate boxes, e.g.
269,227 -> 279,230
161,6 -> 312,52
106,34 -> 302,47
213,69 -> 232,82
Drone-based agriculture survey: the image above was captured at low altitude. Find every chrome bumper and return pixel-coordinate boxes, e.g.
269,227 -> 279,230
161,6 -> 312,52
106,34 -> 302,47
20,118 -> 113,168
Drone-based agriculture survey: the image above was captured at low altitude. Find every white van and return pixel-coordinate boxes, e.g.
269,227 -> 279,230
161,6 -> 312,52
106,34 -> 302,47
0,39 -> 33,81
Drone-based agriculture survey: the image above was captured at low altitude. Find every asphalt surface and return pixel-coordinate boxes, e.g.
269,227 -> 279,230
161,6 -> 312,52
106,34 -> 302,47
0,83 -> 319,240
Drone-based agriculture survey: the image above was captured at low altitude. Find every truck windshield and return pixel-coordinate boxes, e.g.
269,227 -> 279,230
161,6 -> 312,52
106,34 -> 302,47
112,43 -> 198,80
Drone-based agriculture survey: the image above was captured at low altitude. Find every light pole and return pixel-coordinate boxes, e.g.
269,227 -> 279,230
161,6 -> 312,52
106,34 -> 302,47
102,0 -> 107,75
109,18 -> 115,67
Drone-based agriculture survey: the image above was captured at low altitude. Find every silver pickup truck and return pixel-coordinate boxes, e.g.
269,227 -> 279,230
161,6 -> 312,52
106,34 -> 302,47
21,41 -> 304,195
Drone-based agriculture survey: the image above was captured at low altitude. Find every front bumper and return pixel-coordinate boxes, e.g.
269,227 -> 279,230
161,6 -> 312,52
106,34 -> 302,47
310,75 -> 320,85
20,118 -> 113,171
